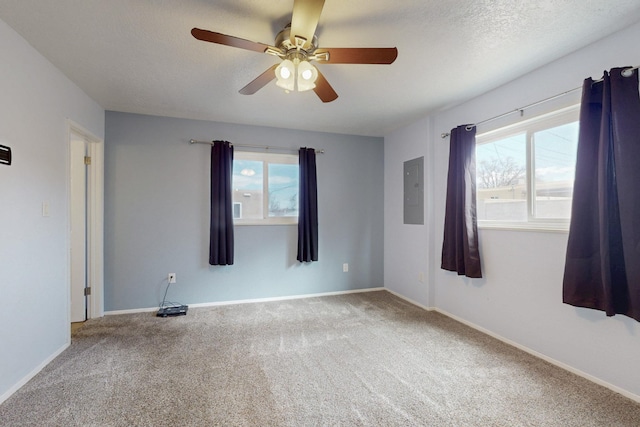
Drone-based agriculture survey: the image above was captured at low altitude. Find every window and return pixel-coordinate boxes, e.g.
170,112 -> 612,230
232,151 -> 299,225
475,105 -> 579,230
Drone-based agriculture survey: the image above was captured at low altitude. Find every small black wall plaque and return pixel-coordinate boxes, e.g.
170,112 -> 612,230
0,145 -> 11,165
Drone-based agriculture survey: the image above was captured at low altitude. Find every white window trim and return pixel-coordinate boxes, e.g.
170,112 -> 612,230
475,104 -> 579,232
233,150 -> 299,226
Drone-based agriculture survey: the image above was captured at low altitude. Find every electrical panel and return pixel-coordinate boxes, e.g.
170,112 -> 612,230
403,157 -> 424,225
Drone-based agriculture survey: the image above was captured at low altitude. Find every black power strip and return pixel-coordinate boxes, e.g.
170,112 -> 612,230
157,305 -> 188,317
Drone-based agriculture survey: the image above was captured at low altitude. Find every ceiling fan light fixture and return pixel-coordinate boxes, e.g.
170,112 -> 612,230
296,60 -> 318,92
279,66 -> 291,79
275,57 -> 318,93
275,59 -> 295,91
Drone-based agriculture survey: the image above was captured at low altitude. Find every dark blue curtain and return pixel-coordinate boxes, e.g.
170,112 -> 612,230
563,67 -> 640,321
209,141 -> 234,265
297,147 -> 318,262
441,125 -> 482,278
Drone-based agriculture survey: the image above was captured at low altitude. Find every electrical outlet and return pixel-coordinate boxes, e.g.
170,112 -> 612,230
343,263 -> 349,273
419,272 -> 424,283
168,273 -> 176,284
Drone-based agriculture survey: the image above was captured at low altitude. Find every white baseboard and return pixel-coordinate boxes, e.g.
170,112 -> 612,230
105,287 -> 386,316
189,287 -> 386,309
0,342 -> 70,405
433,308 -> 640,404
383,288 -> 435,312
105,306 -> 158,315
386,288 -> 640,405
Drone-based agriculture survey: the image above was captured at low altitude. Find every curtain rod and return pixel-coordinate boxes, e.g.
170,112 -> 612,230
188,139 -> 325,154
440,64 -> 639,139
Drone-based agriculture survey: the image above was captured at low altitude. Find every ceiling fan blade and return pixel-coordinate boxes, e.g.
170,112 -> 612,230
313,69 -> 338,103
314,47 -> 398,64
290,0 -> 325,49
239,64 -> 279,95
191,28 -> 271,54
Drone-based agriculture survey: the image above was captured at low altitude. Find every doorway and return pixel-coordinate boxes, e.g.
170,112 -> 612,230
68,121 -> 104,324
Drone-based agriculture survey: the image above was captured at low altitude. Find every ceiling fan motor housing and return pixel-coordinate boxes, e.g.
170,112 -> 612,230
275,26 -> 318,60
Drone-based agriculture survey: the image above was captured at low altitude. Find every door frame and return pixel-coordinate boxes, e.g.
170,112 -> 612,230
69,132 -> 87,322
67,120 -> 104,321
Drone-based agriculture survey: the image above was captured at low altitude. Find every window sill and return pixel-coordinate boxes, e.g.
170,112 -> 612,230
478,221 -> 569,233
234,220 -> 298,226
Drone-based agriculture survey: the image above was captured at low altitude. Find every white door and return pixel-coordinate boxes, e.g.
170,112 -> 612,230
70,131 -> 87,322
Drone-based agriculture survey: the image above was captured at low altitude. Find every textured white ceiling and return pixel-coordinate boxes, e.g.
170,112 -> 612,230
2,0 -> 640,136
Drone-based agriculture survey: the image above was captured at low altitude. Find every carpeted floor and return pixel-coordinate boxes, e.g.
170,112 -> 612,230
1,290 -> 640,426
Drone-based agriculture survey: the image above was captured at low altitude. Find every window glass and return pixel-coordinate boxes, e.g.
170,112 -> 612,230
476,133 -> 527,222
232,159 -> 263,220
232,151 -> 299,225
475,105 -> 579,230
532,122 -> 579,219
268,163 -> 299,217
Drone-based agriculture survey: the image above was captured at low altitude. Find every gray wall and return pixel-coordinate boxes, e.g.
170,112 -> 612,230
0,18 -> 104,402
104,112 -> 384,311
385,20 -> 640,400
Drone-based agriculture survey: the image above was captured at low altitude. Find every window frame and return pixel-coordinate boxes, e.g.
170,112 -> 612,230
475,105 -> 580,232
232,150 -> 299,226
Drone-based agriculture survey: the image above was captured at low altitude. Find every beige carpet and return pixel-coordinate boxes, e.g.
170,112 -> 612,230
1,290 -> 639,426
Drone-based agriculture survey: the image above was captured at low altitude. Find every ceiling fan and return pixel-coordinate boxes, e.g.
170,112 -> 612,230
191,0 -> 398,103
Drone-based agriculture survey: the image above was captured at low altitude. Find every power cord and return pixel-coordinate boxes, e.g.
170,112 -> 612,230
159,279 -> 183,309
